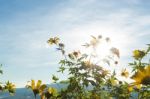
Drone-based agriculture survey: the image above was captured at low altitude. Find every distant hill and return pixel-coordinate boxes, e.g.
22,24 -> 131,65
0,88 -> 35,99
0,83 -> 138,99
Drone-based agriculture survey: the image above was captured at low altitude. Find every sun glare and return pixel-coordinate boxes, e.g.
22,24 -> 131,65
96,39 -> 111,59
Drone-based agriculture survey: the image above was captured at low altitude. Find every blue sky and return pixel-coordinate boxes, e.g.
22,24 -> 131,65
0,0 -> 150,87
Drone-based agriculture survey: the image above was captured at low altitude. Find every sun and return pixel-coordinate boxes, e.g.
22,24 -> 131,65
95,39 -> 112,59
80,35 -> 120,66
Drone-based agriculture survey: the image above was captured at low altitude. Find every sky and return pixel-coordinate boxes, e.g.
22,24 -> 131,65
0,0 -> 150,88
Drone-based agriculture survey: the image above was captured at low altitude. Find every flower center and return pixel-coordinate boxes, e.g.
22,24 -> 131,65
142,76 -> 150,85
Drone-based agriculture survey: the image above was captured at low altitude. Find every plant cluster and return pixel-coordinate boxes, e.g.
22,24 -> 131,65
0,64 -> 15,95
41,35 -> 149,99
0,35 -> 150,99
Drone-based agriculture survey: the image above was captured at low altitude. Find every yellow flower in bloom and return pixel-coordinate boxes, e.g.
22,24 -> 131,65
121,68 -> 129,78
4,81 -> 15,95
128,86 -> 133,92
131,65 -> 150,86
26,80 -> 47,98
44,87 -> 57,99
133,50 -> 145,60
47,37 -> 60,45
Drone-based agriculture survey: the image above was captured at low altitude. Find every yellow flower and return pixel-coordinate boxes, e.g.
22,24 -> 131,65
26,80 -> 47,98
128,85 -> 133,92
4,81 -> 15,95
44,87 -> 57,98
131,65 -> 150,86
47,37 -> 60,45
121,68 -> 129,78
133,50 -> 145,60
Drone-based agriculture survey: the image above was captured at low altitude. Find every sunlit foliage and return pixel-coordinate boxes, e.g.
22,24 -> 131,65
0,64 -> 16,95
46,35 -> 150,99
129,45 -> 150,98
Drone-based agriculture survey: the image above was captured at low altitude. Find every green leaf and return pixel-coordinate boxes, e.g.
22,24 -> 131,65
59,60 -> 66,66
52,75 -> 59,82
57,66 -> 65,73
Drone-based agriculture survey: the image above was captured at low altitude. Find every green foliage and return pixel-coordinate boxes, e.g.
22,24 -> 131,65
47,36 -> 131,99
46,36 -> 150,99
52,75 -> 59,83
129,45 -> 150,72
129,45 -> 150,99
0,64 -> 16,95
